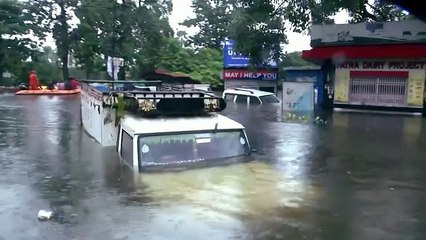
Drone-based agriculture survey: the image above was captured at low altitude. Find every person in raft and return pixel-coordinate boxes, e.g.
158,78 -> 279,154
54,77 -> 80,90
29,70 -> 42,90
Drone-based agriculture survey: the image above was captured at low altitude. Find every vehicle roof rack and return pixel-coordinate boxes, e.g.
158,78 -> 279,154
106,90 -> 226,115
80,79 -> 162,86
80,80 -> 213,93
231,88 -> 255,94
80,81 -> 225,116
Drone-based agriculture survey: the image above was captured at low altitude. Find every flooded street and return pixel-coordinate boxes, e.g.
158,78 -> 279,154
1,94 -> 426,240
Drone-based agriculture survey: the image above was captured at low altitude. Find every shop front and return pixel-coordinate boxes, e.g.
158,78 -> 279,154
302,19 -> 426,112
334,60 -> 425,109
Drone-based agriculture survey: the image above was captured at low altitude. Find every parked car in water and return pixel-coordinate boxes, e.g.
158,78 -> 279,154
222,88 -> 280,105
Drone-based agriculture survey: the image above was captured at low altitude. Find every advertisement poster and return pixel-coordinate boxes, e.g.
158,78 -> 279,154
223,40 -> 278,68
407,71 -> 425,107
334,69 -> 350,103
222,69 -> 278,81
282,82 -> 315,111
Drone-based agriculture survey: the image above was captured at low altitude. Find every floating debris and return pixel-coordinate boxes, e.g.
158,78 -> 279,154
283,113 -> 327,125
38,210 -> 53,221
314,116 -> 327,125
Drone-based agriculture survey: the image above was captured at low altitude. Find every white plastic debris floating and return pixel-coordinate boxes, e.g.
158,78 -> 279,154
37,210 -> 53,221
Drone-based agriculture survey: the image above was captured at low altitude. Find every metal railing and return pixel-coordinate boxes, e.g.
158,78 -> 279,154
349,76 -> 408,107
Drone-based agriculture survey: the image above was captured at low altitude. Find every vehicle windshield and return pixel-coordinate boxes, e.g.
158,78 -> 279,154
260,94 -> 280,103
138,130 -> 250,167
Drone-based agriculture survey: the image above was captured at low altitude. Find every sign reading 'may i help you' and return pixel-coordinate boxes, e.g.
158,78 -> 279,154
222,69 -> 278,81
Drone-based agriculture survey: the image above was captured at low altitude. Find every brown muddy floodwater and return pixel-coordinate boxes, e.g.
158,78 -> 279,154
1,94 -> 426,240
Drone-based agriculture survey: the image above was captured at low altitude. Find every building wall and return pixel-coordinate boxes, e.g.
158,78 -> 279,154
310,20 -> 426,47
334,59 -> 426,108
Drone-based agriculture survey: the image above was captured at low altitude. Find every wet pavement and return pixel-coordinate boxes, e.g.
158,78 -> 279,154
1,94 -> 426,240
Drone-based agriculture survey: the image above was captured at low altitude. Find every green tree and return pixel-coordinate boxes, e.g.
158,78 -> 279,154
189,48 -> 223,87
28,0 -> 79,80
73,0 -> 104,78
75,0 -> 173,79
279,51 -> 317,79
182,0 -> 286,64
283,0 -> 407,32
12,47 -> 61,85
156,38 -> 194,73
40,46 -> 60,65
0,0 -> 39,84
153,38 -> 223,87
230,0 -> 286,64
280,52 -> 316,68
132,0 -> 173,75
183,0 -> 406,65
182,0 -> 238,49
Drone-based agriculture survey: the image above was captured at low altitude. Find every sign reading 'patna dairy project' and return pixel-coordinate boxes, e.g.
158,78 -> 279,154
336,61 -> 426,70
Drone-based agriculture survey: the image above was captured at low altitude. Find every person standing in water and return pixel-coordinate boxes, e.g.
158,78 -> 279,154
29,70 -> 41,90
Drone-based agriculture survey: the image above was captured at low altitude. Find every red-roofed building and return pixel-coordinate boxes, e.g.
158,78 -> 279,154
302,20 -> 426,112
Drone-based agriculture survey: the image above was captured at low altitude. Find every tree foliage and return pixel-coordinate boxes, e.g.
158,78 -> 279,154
240,0 -> 406,58
230,0 -> 286,64
283,0 -> 407,32
184,0 -> 407,64
188,47 -> 223,87
281,52 -> 316,68
28,0 -> 79,80
182,0 -> 238,49
134,37 -> 223,86
0,0 -> 410,87
73,0 -> 173,79
0,0 -> 39,84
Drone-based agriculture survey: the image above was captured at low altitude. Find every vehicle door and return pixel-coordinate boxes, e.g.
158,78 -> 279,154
223,93 -> 236,102
118,127 -> 134,168
235,94 -> 249,104
248,96 -> 261,105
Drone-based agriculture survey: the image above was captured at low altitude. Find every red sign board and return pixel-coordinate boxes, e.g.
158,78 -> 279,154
222,69 -> 278,81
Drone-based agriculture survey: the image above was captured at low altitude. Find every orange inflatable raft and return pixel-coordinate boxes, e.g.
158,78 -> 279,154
15,88 -> 81,95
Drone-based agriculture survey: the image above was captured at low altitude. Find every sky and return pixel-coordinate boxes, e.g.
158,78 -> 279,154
43,0 -> 349,53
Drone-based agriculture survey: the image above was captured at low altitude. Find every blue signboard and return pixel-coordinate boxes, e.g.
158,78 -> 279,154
223,40 -> 278,68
